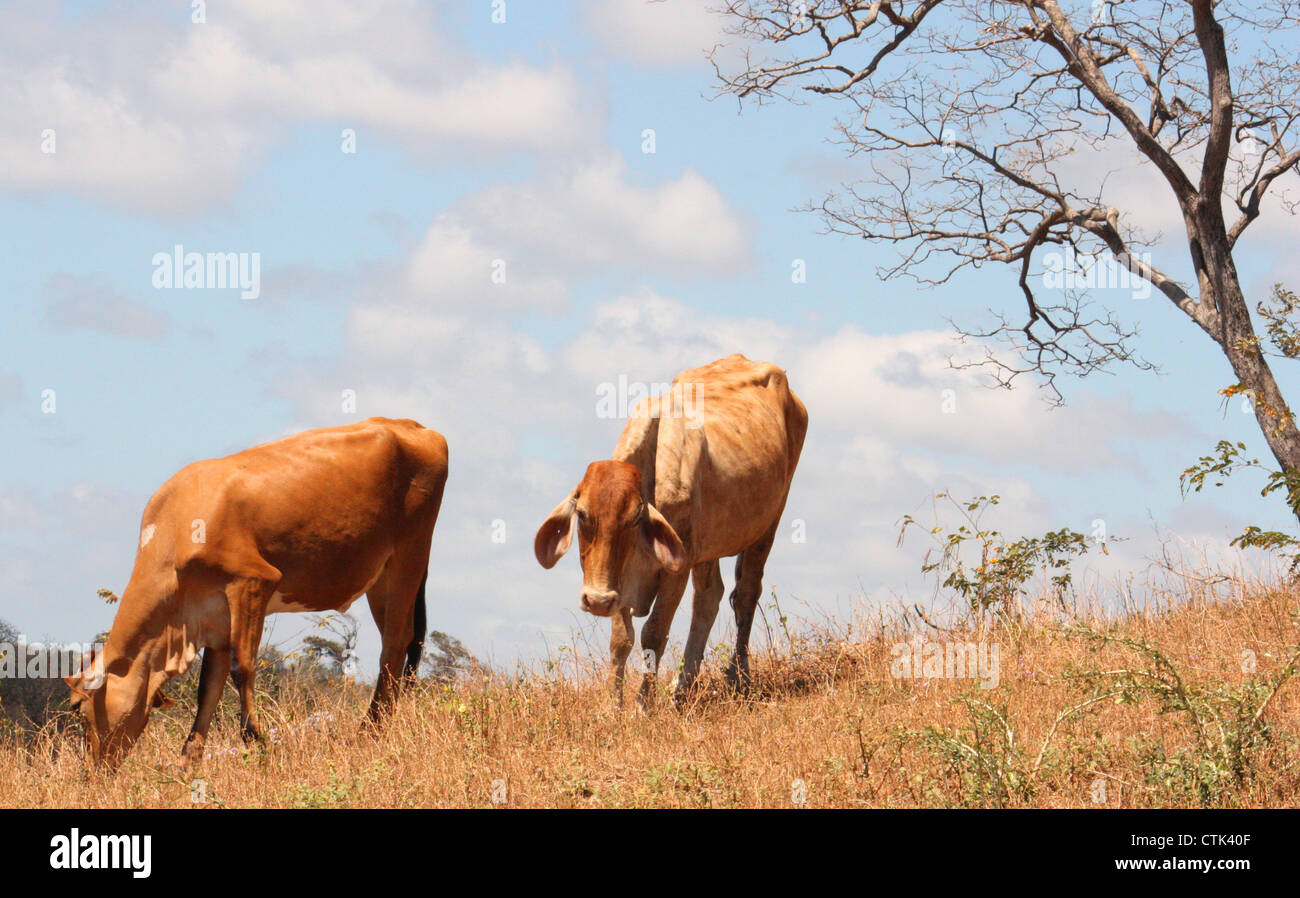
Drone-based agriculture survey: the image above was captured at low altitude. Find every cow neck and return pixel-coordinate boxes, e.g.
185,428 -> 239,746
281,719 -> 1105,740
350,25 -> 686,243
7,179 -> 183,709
103,591 -> 179,680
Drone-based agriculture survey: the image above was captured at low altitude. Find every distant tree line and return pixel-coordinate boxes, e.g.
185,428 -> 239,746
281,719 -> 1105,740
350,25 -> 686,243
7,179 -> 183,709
0,609 -> 482,736
0,617 -> 73,733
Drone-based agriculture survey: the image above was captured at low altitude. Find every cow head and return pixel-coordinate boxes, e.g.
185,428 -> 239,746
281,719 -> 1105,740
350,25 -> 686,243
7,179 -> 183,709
535,460 -> 687,617
65,647 -> 171,767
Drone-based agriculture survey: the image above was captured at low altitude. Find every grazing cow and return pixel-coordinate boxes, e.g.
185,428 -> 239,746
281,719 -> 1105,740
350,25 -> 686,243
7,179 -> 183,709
65,418 -> 449,767
534,354 -> 807,705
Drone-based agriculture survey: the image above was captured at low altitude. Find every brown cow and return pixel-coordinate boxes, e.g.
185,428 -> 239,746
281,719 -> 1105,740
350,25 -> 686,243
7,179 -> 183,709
535,354 -> 807,705
65,417 -> 449,767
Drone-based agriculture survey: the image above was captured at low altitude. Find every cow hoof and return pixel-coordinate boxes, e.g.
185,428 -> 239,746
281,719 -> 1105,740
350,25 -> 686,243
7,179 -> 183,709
178,735 -> 205,770
637,676 -> 659,710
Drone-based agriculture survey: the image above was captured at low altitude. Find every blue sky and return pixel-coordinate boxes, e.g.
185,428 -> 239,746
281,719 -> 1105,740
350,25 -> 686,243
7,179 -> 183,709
2,0 -> 1298,672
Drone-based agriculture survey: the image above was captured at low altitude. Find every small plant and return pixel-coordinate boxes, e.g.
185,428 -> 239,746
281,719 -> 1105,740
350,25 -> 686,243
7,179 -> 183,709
643,760 -> 734,808
900,493 -> 1106,613
285,759 -> 388,808
1064,623 -> 1300,807
909,697 -> 1033,807
905,687 -> 1118,808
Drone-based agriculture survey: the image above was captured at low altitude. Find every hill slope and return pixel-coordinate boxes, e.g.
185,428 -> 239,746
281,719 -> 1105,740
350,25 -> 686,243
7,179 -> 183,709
4,586 -> 1299,808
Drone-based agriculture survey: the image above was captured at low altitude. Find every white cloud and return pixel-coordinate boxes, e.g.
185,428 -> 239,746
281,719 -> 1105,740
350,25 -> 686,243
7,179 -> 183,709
446,155 -> 751,276
403,222 -> 571,313
398,155 -> 751,312
0,0 -> 597,212
582,0 -> 725,67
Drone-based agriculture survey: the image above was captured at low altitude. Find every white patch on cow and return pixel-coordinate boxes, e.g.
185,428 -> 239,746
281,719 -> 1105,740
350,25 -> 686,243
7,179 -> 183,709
267,591 -> 314,614
140,523 -> 156,549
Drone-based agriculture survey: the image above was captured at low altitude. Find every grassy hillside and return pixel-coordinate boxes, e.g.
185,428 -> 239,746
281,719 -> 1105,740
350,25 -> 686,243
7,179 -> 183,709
3,582 -> 1299,808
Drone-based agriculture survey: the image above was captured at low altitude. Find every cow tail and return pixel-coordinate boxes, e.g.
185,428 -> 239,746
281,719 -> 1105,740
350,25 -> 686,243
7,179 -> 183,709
404,569 -> 428,680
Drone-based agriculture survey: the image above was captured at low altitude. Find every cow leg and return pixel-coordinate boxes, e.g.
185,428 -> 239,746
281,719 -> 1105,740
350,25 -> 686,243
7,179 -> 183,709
636,569 -> 689,709
364,587 -> 387,722
675,559 -> 724,702
179,646 -> 230,767
609,607 -> 635,709
367,627 -> 412,727
364,588 -> 399,725
226,576 -> 274,745
365,545 -> 429,726
725,521 -> 780,693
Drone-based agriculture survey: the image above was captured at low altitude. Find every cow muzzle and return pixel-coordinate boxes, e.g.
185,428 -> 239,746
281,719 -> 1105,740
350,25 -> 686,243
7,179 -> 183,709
580,588 -> 620,617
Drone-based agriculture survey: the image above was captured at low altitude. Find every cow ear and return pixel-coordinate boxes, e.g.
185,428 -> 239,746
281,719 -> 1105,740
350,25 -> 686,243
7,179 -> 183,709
534,494 -> 577,569
65,645 -> 102,707
639,504 -> 687,573
65,673 -> 89,708
150,689 -> 174,709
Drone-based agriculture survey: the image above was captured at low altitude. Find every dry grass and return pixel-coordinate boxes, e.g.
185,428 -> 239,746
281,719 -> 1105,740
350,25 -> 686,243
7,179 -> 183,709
4,579 -> 1300,808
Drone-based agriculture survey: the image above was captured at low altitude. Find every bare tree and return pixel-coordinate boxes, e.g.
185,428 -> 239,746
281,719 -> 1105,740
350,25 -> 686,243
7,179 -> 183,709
715,0 -> 1300,513
300,613 -> 361,678
420,630 -> 481,683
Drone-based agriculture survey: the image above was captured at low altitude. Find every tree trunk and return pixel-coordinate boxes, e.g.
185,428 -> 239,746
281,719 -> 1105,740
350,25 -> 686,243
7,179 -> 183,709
1224,336 -> 1300,502
1200,212 -> 1300,520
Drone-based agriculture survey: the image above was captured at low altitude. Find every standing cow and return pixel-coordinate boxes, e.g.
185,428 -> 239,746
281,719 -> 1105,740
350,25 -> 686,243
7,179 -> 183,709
535,354 -> 807,705
65,417 -> 449,767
